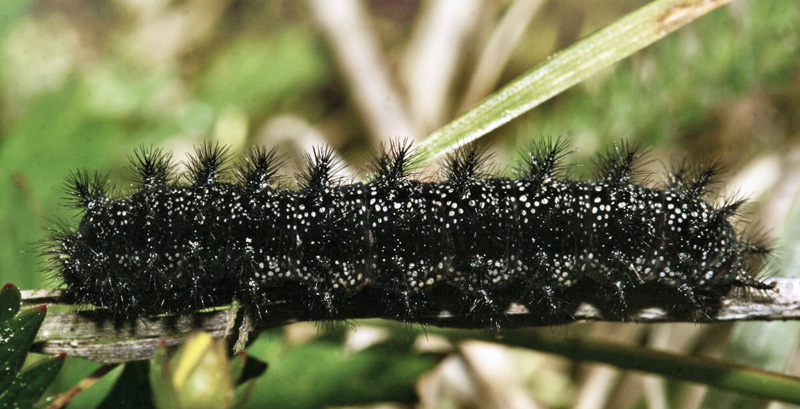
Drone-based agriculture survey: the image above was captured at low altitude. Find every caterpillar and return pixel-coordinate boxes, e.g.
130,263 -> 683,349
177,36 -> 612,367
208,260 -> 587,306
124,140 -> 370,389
45,139 -> 773,327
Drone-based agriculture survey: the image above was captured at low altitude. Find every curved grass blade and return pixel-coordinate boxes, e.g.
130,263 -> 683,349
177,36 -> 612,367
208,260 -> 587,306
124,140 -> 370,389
436,329 -> 800,405
415,0 -> 733,166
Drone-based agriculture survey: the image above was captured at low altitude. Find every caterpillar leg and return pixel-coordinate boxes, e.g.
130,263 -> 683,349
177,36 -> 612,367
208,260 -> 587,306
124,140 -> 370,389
378,285 -> 429,324
467,289 -> 506,331
608,280 -> 632,321
525,284 -> 571,325
304,282 -> 340,321
674,282 -> 716,321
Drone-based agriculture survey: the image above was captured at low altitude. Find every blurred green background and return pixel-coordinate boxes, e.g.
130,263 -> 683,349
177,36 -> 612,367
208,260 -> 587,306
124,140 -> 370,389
1,0 -> 799,408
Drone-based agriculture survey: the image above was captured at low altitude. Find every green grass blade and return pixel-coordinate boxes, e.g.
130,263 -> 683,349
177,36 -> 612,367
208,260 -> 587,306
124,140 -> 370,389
415,0 -> 733,165
436,329 -> 800,405
504,332 -> 800,405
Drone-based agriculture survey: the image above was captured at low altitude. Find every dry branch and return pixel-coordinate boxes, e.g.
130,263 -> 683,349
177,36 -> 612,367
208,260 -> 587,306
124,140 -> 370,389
23,278 -> 800,363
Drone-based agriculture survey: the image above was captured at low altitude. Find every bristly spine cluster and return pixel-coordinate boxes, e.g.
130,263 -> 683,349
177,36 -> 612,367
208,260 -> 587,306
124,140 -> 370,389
46,138 -> 774,325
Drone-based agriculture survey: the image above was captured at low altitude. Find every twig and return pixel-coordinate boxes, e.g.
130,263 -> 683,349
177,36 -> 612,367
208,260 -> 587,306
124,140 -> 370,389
22,278 -> 800,364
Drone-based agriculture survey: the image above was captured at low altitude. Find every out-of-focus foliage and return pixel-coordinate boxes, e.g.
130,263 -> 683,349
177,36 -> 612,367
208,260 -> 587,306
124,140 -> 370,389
145,332 -> 268,409
242,329 -> 437,409
515,0 -> 800,166
1,0 -> 799,408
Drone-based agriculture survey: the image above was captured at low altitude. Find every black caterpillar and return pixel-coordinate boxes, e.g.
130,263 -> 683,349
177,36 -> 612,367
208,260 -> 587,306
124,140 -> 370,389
46,139 -> 773,327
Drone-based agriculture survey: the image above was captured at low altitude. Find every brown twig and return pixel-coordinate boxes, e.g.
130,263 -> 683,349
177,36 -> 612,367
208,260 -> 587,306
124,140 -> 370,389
24,278 -> 800,363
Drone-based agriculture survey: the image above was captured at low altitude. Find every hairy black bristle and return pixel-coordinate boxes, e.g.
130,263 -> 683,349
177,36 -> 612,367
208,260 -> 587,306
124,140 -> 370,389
444,145 -> 492,186
666,156 -> 690,190
714,196 -> 747,221
697,197 -> 747,239
298,146 -> 340,190
63,170 -> 107,209
371,139 -> 417,184
237,146 -> 283,192
129,145 -> 174,189
741,226 -> 772,255
41,218 -> 74,272
687,161 -> 723,199
668,157 -> 723,199
595,141 -> 643,185
186,141 -> 231,185
516,137 -> 571,183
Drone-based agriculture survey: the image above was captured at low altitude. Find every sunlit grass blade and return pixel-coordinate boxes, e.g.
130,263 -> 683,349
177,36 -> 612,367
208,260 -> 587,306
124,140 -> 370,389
415,0 -> 733,165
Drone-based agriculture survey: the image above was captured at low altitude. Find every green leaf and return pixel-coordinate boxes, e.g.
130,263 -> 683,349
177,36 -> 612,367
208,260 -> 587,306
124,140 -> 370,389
0,354 -> 64,409
0,306 -> 46,393
0,299 -> 59,409
0,284 -> 21,322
